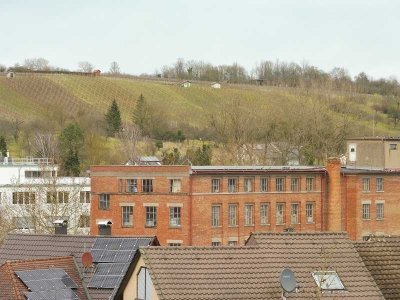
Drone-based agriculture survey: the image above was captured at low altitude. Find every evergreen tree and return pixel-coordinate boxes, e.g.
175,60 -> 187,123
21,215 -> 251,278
133,94 -> 150,135
105,100 -> 122,136
59,123 -> 84,175
0,136 -> 7,156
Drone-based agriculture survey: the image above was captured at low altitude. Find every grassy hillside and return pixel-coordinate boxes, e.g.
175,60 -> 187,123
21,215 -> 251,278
0,73 -> 398,165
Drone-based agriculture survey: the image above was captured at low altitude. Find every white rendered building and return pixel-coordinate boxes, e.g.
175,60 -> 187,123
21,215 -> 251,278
0,155 -> 90,234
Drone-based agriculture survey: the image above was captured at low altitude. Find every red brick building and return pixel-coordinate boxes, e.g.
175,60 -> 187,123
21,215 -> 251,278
90,156 -> 400,244
90,164 -> 329,245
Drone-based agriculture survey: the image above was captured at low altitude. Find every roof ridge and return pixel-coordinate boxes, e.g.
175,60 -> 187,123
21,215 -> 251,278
7,255 -> 74,265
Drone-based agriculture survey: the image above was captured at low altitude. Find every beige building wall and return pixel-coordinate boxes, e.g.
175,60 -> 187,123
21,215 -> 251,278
123,256 -> 159,300
347,140 -> 384,168
384,141 -> 400,168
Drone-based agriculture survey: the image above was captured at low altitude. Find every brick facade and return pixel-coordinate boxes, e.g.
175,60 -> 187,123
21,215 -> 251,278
90,166 -> 326,245
90,163 -> 400,244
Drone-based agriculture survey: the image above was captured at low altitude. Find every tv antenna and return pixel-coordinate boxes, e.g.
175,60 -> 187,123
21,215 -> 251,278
280,268 -> 299,299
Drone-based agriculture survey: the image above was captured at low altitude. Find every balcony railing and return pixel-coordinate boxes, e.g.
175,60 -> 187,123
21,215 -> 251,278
1,157 -> 54,165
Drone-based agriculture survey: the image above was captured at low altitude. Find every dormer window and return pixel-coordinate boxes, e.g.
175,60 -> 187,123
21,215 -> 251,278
312,271 -> 345,290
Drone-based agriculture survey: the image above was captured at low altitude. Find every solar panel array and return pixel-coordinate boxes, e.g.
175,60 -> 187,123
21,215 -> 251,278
88,238 -> 150,289
15,268 -> 79,300
25,288 -> 80,300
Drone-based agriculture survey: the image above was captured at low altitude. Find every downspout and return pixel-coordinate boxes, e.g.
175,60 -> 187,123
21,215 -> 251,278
189,167 -> 193,246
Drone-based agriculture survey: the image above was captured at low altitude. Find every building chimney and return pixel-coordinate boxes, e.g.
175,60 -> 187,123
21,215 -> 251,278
54,219 -> 68,234
326,158 -> 342,232
98,220 -> 112,236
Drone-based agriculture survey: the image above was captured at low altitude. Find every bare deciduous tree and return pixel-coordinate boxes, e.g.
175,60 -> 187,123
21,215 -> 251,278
119,124 -> 142,163
78,61 -> 94,73
109,61 -> 120,74
31,132 -> 59,159
23,58 -> 50,71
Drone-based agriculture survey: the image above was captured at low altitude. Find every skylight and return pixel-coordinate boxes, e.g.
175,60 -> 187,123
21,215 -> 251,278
312,271 -> 345,290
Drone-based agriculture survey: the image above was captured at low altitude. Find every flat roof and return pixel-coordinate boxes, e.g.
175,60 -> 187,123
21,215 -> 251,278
347,136 -> 400,141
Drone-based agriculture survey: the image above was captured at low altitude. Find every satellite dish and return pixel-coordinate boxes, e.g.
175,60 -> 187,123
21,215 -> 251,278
280,268 -> 297,293
82,251 -> 93,267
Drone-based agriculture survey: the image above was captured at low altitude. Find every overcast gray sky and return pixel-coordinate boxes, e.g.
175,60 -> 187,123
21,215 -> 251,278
1,0 -> 399,79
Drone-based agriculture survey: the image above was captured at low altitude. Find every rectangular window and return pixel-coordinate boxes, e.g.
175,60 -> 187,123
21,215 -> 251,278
306,177 -> 314,192
78,215 -> 90,228
362,178 -> 370,192
376,203 -> 384,220
126,179 -> 138,193
12,217 -> 34,230
169,179 -> 181,193
12,192 -> 35,204
362,203 -> 370,220
169,207 -> 181,226
46,192 -> 57,204
244,204 -> 254,226
306,202 -> 314,223
80,191 -> 91,203
228,178 -> 237,193
291,178 -> 300,192
211,205 -> 221,227
57,192 -> 69,203
145,206 -> 157,227
260,203 -> 269,225
211,241 -> 221,246
99,194 -> 110,210
168,243 -> 181,246
276,203 -> 285,225
376,178 -> 383,192
244,178 -> 253,192
276,177 -> 285,192
122,206 -> 134,227
228,240 -> 238,246
389,143 -> 398,150
211,178 -> 220,193
260,177 -> 269,192
142,179 -> 153,193
228,204 -> 238,226
291,203 -> 299,224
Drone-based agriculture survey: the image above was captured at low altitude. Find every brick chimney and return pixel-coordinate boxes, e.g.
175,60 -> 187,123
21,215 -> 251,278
326,157 -> 342,232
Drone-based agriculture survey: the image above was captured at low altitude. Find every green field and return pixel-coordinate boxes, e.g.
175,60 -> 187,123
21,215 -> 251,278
0,73 -> 398,164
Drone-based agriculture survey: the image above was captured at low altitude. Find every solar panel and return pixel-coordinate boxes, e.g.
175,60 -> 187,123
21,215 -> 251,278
87,263 -> 129,288
88,237 -> 152,289
15,268 -> 78,292
25,288 -> 79,300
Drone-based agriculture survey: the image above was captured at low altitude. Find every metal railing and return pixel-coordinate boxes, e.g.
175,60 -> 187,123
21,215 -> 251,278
1,157 -> 54,165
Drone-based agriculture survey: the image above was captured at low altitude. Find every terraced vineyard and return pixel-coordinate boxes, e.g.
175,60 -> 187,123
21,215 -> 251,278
0,72 -> 397,137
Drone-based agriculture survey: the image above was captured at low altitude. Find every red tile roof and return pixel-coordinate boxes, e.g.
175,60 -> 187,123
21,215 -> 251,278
355,236 -> 400,300
138,232 -> 383,299
0,256 -> 88,300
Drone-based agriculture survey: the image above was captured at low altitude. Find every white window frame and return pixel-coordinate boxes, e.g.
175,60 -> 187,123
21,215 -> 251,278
228,204 -> 238,226
211,178 -> 221,193
211,205 -> 221,227
169,179 -> 181,193
260,203 -> 269,225
122,206 -> 134,227
169,207 -> 181,226
306,202 -> 314,224
276,203 -> 285,225
291,203 -> 299,224
244,204 -> 254,226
